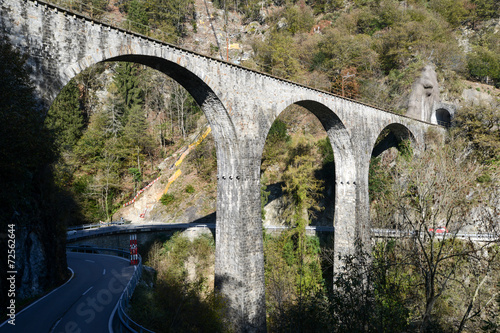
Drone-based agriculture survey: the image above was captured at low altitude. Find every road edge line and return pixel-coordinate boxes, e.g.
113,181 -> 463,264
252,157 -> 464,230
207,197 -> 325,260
0,267 -> 75,328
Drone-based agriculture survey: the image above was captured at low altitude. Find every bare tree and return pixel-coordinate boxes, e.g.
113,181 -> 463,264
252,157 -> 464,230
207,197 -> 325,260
373,141 -> 500,332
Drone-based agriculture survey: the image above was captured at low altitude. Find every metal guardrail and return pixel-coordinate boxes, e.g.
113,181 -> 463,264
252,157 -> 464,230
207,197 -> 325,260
66,222 -> 214,241
371,228 -> 498,241
115,254 -> 155,333
68,223 -> 497,242
66,245 -> 153,333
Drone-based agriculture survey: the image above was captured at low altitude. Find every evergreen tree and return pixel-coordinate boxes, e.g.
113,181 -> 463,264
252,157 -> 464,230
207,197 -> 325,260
45,80 -> 84,152
73,110 -> 107,170
147,0 -> 195,37
127,0 -> 149,34
113,62 -> 144,123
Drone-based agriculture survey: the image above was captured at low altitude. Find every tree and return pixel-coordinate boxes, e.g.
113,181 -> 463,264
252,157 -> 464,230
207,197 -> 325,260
451,101 -> 500,164
253,30 -> 301,80
113,62 -> 144,123
45,80 -> 84,151
282,136 -> 324,232
145,0 -> 196,38
372,142 -> 499,332
467,47 -> 500,85
73,110 -> 107,170
127,0 -> 149,34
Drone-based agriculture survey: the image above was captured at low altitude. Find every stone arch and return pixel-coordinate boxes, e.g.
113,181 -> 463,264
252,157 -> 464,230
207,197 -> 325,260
435,108 -> 451,127
293,100 -> 356,184
262,99 -> 357,265
371,123 -> 417,158
60,49 -> 236,144
430,102 -> 455,127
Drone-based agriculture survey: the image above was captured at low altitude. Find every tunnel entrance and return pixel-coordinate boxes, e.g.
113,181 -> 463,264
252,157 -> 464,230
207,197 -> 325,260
435,108 -> 451,127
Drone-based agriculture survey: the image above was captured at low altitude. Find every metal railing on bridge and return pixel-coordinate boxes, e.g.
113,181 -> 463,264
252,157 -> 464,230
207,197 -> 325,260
371,228 -> 498,241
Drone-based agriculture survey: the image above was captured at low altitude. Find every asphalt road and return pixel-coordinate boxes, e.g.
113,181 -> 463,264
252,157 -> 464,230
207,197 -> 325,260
0,252 -> 134,333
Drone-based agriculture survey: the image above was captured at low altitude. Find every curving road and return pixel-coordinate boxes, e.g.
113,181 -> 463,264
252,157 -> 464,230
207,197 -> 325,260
0,252 -> 134,333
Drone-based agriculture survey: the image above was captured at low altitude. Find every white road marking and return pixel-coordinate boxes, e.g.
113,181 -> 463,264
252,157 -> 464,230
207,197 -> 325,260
85,259 -> 95,263
0,267 -> 75,328
49,318 -> 62,333
103,269 -> 106,275
82,286 -> 93,295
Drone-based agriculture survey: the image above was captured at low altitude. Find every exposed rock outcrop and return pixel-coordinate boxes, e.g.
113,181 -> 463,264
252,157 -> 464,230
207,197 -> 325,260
406,65 -> 441,122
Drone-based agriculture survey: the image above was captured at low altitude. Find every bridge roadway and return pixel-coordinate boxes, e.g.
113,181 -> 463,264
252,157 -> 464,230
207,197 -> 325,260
67,222 -> 497,243
0,252 -> 134,333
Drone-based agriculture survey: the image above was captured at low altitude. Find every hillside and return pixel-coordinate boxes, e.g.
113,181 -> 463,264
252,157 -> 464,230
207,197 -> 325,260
43,0 -> 499,226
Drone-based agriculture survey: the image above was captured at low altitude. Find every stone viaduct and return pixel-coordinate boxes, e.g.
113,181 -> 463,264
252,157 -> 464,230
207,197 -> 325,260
1,0 -> 444,331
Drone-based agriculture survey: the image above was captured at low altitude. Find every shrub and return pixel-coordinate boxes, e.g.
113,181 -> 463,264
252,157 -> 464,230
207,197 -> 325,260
185,184 -> 195,193
160,193 -> 175,206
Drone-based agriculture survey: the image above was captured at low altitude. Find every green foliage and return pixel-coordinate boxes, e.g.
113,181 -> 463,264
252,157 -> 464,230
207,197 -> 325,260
264,231 -> 324,331
266,240 -> 414,332
428,0 -> 472,27
282,3 -> 315,35
122,0 -> 195,39
185,184 -> 195,193
368,157 -> 391,202
397,139 -> 413,161
467,47 -> 500,85
127,0 -> 148,34
471,0 -> 500,22
268,118 -> 290,143
316,137 -> 334,165
160,193 -> 175,206
73,111 -> 107,169
45,80 -> 84,152
253,30 -> 301,80
131,233 -> 227,332
282,136 -> 324,230
451,102 -> 500,164
113,62 -> 144,120
129,167 -> 142,190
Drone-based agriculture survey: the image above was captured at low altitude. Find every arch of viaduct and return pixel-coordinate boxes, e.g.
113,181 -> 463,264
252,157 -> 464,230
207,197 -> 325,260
1,0 -> 443,331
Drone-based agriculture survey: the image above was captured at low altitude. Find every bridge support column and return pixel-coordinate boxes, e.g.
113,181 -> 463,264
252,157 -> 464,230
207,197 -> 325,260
355,154 -> 372,253
215,139 -> 266,333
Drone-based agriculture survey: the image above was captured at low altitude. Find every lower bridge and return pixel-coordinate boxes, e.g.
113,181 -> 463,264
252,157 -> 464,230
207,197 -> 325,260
68,223 -> 497,250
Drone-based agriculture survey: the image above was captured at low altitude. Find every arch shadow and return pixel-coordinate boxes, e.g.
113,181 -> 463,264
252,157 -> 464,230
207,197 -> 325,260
62,51 -> 236,143
435,108 -> 451,127
262,99 -> 356,227
372,123 -> 417,158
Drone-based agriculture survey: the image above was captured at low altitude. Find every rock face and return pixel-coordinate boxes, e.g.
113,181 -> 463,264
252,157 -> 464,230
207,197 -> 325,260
406,65 -> 441,122
15,215 -> 68,300
461,88 -> 496,106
